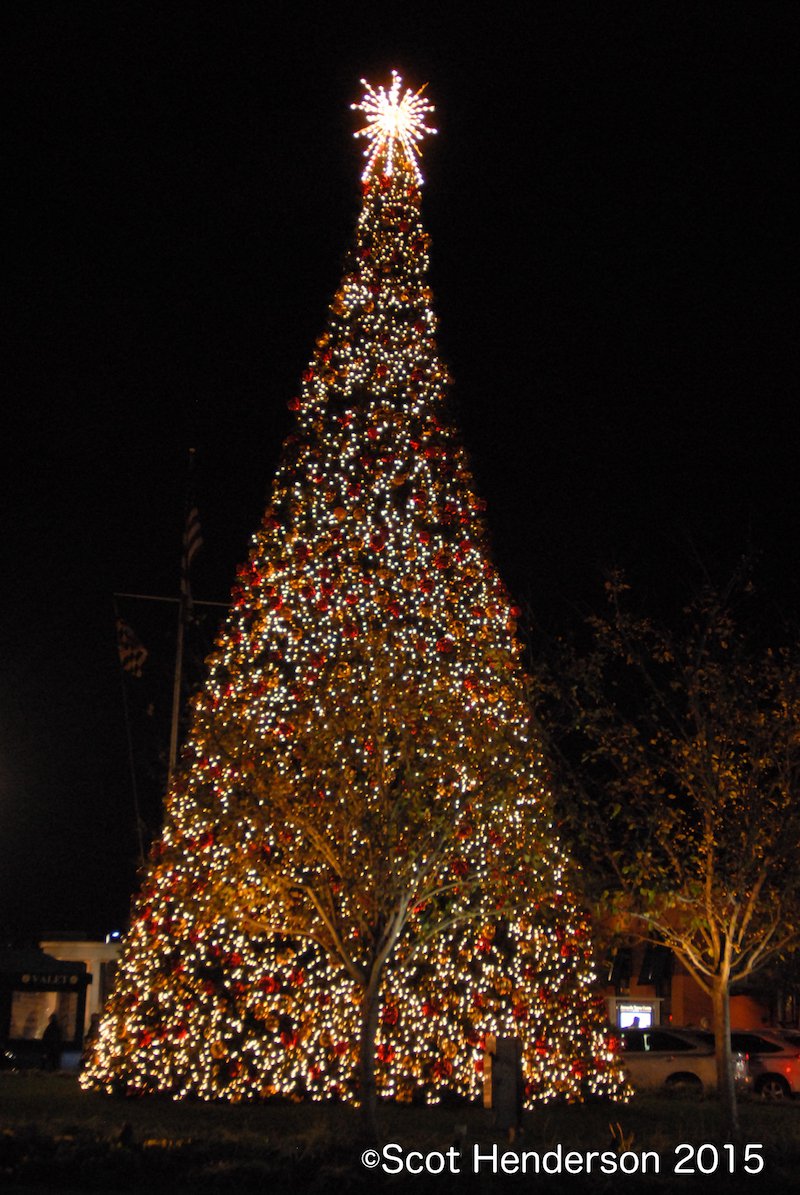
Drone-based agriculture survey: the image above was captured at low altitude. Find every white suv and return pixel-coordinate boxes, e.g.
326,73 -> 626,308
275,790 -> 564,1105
617,1027 -> 750,1095
727,1030 -> 800,1101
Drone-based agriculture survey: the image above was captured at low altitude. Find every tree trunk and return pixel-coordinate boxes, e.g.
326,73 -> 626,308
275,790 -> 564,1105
711,974 -> 739,1138
358,969 -> 383,1142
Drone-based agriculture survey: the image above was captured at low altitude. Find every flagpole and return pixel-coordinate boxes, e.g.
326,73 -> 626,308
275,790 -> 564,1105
167,600 -> 185,784
113,599 -> 147,868
167,448 -> 203,785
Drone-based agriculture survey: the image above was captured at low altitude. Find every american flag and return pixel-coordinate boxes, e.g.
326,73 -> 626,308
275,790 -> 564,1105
181,504 -> 203,613
116,618 -> 148,676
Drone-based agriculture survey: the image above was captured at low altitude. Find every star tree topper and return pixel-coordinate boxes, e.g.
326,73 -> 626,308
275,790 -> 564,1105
352,70 -> 437,186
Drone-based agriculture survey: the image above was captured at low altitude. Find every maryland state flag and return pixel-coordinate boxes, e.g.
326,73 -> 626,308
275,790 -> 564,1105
116,618 -> 148,677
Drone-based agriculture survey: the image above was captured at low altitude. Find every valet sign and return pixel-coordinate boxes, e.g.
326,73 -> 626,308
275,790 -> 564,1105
17,973 -> 80,991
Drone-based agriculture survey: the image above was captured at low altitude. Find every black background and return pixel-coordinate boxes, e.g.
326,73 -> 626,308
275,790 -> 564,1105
3,2 -> 797,936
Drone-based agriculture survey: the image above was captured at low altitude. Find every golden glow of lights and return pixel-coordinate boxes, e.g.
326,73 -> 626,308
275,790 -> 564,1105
352,70 -> 437,185
81,76 -> 628,1111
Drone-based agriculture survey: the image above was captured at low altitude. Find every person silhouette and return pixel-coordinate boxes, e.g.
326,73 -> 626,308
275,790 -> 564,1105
41,1013 -> 62,1071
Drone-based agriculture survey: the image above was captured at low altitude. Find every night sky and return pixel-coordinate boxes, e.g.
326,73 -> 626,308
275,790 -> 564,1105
4,2 -> 797,938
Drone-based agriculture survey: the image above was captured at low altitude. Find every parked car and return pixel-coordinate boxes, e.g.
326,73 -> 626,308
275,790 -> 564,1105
0,1043 -> 19,1071
728,1030 -> 800,1101
617,1027 -> 750,1096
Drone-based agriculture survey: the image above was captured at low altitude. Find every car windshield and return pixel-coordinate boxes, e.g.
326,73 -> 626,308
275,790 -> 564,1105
730,1034 -> 785,1054
691,1029 -> 789,1056
622,1030 -> 697,1053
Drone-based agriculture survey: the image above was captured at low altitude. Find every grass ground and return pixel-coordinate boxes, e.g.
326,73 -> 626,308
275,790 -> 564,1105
2,1072 -> 799,1192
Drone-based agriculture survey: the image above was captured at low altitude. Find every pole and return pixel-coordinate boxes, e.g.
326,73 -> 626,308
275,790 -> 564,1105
167,597 -> 184,784
113,599 -> 147,868
167,447 -> 205,784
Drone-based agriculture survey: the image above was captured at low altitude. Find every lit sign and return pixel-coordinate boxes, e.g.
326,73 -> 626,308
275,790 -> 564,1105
16,973 -> 87,991
618,1002 -> 654,1029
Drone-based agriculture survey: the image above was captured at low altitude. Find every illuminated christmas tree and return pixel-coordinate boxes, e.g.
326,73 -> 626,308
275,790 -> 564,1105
83,73 -> 625,1116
